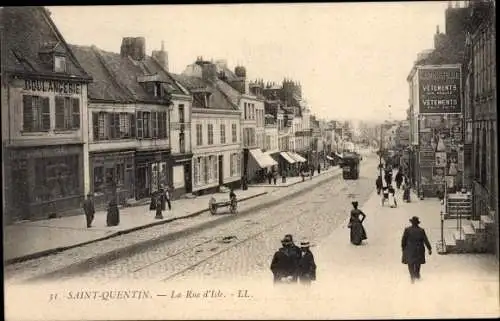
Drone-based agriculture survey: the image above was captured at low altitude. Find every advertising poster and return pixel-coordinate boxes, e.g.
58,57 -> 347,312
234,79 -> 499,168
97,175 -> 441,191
433,167 -> 446,183
447,150 -> 459,176
420,167 -> 433,185
418,66 -> 462,114
419,151 -> 435,167
419,132 -> 434,150
445,175 -> 456,191
435,152 -> 447,167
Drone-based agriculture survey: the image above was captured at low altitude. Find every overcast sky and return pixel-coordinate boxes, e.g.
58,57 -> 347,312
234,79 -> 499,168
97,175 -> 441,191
49,2 -> 450,122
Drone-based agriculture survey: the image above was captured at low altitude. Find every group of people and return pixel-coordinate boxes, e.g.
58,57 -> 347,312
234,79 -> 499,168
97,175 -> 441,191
270,234 -> 317,285
376,166 -> 411,208
150,185 -> 172,219
82,192 -> 120,228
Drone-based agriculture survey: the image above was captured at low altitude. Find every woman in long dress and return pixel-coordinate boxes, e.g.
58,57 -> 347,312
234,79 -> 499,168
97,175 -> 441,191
348,201 -> 367,245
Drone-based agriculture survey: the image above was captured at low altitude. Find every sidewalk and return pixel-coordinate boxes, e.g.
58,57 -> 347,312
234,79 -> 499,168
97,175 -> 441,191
312,189 -> 499,318
4,165 -> 341,264
249,166 -> 335,188
3,187 -> 267,264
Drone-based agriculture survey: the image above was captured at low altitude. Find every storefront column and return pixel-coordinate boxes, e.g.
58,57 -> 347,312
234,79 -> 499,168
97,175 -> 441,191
83,141 -> 90,196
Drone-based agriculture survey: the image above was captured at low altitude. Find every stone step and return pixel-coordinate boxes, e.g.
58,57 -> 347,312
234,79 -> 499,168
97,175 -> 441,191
471,220 -> 485,232
444,231 -> 456,252
462,223 -> 476,236
480,215 -> 494,225
444,214 -> 472,220
453,230 -> 466,242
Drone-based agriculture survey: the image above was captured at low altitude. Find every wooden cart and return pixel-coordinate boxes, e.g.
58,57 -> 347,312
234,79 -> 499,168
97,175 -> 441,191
209,196 -> 238,215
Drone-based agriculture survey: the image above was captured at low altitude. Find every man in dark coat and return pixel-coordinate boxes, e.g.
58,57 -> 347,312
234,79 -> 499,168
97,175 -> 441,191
395,171 -> 403,189
82,193 -> 95,228
270,237 -> 296,283
282,234 -> 302,282
297,241 -> 316,285
106,198 -> 120,226
376,175 -> 383,195
401,216 -> 432,283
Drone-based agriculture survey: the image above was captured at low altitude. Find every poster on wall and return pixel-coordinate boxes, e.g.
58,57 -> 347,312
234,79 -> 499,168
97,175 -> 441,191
446,151 -> 459,176
458,149 -> 464,172
445,175 -> 456,191
435,152 -> 447,167
420,167 -> 433,185
418,66 -> 462,114
432,167 -> 446,183
433,128 -> 450,152
419,151 -> 435,167
419,132 -> 434,150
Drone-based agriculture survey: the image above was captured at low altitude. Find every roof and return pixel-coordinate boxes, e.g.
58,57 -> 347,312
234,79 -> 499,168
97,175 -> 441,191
214,79 -> 240,107
1,7 -> 91,80
171,74 -> 237,111
69,44 -> 186,103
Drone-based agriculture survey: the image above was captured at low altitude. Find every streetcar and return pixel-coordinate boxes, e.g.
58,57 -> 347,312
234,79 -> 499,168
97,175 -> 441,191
340,152 -> 360,180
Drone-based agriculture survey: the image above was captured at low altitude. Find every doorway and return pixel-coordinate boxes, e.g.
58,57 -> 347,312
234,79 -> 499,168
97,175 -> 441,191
184,162 -> 192,193
218,155 -> 224,186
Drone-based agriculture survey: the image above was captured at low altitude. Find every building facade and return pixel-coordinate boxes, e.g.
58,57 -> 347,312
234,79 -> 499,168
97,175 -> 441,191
1,7 -> 92,222
176,60 -> 243,194
465,0 -> 497,257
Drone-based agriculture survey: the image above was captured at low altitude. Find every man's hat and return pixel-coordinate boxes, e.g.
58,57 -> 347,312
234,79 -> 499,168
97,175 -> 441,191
300,241 -> 310,248
282,234 -> 293,243
409,216 -> 420,224
352,201 -> 358,206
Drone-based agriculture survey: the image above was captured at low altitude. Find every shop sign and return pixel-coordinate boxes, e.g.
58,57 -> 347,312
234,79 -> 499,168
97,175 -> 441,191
418,66 -> 461,114
23,79 -> 82,95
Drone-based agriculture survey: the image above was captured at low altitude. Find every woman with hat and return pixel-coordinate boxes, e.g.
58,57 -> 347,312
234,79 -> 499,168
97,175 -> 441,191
297,240 -> 316,285
401,216 -> 432,283
348,201 -> 367,245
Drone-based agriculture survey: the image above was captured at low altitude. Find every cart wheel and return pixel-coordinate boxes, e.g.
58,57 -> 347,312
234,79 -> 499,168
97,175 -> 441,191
210,205 -> 217,215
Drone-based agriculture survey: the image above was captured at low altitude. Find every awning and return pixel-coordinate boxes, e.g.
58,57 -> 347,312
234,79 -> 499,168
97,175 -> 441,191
249,149 -> 278,168
326,155 -> 334,161
289,152 -> 307,163
335,152 -> 343,158
280,152 -> 296,164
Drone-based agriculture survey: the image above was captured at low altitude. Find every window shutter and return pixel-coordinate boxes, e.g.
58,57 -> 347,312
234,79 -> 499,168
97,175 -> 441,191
41,97 -> 51,130
130,113 -> 136,138
114,113 -> 120,139
23,95 -> 33,131
136,111 -> 143,139
163,112 -> 168,138
71,98 -> 80,129
109,112 -> 116,139
152,112 -> 158,139
92,112 -> 99,141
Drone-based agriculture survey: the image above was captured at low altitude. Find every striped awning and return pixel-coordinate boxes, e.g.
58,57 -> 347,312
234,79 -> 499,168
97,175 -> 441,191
280,152 -> 296,164
249,149 -> 278,168
289,152 -> 307,163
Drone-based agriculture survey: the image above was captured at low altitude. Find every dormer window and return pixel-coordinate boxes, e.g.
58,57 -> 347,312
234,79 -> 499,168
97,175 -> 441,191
154,82 -> 162,97
54,55 -> 67,73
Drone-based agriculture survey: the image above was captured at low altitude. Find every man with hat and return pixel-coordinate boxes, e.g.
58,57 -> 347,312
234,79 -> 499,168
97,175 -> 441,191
270,234 -> 302,283
82,193 -> 95,228
401,216 -> 432,283
297,240 -> 316,285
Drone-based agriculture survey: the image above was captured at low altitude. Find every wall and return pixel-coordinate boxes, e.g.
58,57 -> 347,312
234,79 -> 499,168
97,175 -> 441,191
170,96 -> 192,155
264,126 -> 278,152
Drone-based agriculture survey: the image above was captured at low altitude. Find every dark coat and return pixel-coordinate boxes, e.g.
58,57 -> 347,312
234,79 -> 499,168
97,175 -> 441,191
83,199 -> 95,216
376,177 -> 383,189
395,172 -> 403,183
349,209 -> 367,245
270,248 -> 295,280
401,226 -> 432,264
298,250 -> 316,281
106,200 -> 120,226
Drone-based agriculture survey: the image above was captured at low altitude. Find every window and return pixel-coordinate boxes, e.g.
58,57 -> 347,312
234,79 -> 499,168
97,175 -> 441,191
208,124 -> 214,145
244,102 -> 248,120
93,166 -> 104,193
203,156 -> 209,184
23,95 -> 50,132
207,156 -> 214,182
220,124 -> 226,144
158,112 -> 167,139
212,155 -> 218,183
119,113 -> 131,138
136,111 -> 143,138
196,124 -> 203,145
54,55 -> 67,73
151,112 -> 159,138
178,105 -> 185,123
230,153 -> 240,177
232,123 -> 237,142
143,112 -> 151,138
230,154 -> 234,177
116,163 -> 125,186
34,155 -> 80,201
109,113 -> 120,139
193,157 -> 201,185
55,97 -> 80,130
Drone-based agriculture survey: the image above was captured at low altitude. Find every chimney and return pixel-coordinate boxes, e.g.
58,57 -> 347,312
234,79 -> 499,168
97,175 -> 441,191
201,61 -> 217,82
152,40 -> 169,72
120,37 -> 146,61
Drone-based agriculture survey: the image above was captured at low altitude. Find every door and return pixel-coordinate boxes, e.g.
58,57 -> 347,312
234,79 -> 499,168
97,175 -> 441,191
136,165 -> 149,199
218,155 -> 224,186
184,163 -> 192,193
12,160 -> 30,221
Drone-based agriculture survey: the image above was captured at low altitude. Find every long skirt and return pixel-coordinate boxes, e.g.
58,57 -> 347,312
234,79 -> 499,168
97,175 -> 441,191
388,193 -> 397,207
107,206 -> 120,226
350,222 -> 367,245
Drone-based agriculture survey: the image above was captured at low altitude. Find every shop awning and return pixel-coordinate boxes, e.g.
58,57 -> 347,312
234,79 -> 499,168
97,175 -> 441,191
289,152 -> 307,163
249,149 -> 278,168
326,155 -> 334,161
335,152 -> 343,159
280,152 -> 296,164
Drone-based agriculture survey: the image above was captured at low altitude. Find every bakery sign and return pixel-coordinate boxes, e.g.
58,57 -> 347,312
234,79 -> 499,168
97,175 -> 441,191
418,66 -> 461,114
23,79 -> 82,95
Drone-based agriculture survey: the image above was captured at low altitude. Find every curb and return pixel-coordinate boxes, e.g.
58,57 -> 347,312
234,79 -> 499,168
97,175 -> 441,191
5,192 -> 268,266
25,170 -> 343,281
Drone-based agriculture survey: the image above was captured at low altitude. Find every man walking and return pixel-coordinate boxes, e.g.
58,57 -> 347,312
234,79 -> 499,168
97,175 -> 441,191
401,216 -> 432,283
297,240 -> 316,285
164,186 -> 172,210
82,193 -> 95,228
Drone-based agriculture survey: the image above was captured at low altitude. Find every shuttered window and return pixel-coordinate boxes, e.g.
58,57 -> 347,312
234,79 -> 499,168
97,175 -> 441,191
143,112 -> 151,138
151,112 -> 158,138
92,112 -> 99,141
136,111 -> 143,138
23,95 -> 50,132
55,97 -> 80,130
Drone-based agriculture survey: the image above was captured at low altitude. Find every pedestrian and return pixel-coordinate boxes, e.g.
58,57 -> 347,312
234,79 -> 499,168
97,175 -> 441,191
82,193 -> 95,228
155,188 -> 164,219
376,175 -> 383,195
283,234 -> 302,281
106,198 -> 120,226
395,171 -> 403,190
281,169 -> 287,183
273,170 -> 278,185
267,170 -> 272,184
270,236 -> 297,284
164,186 -> 172,210
301,170 -> 305,182
348,201 -> 367,245
149,191 -> 158,212
401,216 -> 432,283
317,163 -> 321,174
381,183 -> 389,206
297,241 -> 316,285
388,184 -> 397,208
403,177 -> 411,203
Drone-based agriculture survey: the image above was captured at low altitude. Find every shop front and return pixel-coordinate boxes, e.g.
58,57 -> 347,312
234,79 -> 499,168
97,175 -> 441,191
135,150 -> 171,200
170,153 -> 193,199
90,150 -> 135,206
5,144 -> 84,222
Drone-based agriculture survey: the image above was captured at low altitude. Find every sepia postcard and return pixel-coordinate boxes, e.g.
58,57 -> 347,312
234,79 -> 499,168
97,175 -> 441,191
2,2 -> 499,320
